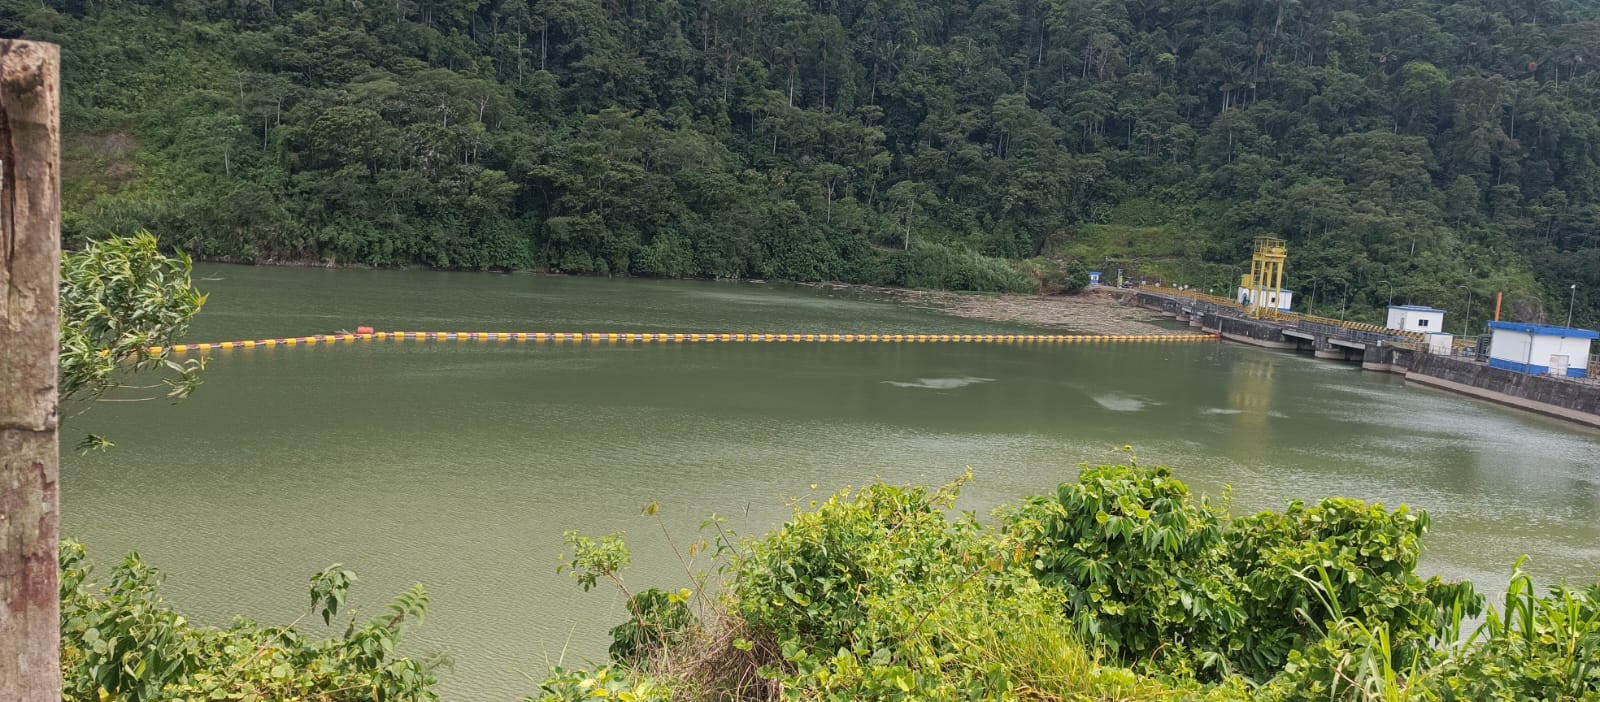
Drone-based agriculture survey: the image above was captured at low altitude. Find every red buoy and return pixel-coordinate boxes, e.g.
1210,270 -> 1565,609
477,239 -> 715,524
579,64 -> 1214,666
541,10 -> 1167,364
356,326 -> 375,335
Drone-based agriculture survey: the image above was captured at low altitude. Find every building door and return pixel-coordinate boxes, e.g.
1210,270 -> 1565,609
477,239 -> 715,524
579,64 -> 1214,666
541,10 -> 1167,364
1549,355 -> 1569,378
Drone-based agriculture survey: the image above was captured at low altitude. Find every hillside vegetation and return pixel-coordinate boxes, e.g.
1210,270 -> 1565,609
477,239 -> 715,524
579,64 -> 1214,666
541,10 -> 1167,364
4,0 -> 1598,323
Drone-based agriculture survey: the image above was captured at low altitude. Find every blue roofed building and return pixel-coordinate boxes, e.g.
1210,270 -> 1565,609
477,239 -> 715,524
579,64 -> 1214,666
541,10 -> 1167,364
1386,305 -> 1446,333
1485,322 -> 1598,378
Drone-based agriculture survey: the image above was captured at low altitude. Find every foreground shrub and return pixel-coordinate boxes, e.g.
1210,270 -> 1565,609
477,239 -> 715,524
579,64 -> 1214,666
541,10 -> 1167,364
59,540 -> 438,701
1227,499 -> 1481,681
60,458 -> 1595,702
730,479 -> 993,659
1006,453 -> 1481,683
731,477 -> 1115,699
554,475 -> 1209,701
1452,569 -> 1600,698
545,456 -> 1595,701
1004,458 -> 1243,676
1258,565 -> 1599,701
528,665 -> 671,702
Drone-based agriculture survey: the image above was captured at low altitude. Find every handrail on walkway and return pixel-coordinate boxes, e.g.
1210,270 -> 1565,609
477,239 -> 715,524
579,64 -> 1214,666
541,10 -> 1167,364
1136,287 -> 1423,342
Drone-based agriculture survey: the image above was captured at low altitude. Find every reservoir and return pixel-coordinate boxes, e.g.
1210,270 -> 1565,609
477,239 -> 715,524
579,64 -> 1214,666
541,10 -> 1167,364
59,264 -> 1600,700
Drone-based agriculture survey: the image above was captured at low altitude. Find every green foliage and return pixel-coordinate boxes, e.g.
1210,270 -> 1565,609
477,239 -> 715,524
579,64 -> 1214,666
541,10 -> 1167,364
1262,618 -> 1428,702
548,460 -> 1600,701
59,231 -> 206,409
525,665 -> 670,702
309,565 -> 358,626
59,540 -> 438,701
1424,561 -> 1600,701
1260,561 -> 1599,701
730,477 -> 980,659
782,581 -> 1189,702
1005,452 -> 1243,675
1014,257 -> 1079,294
1060,263 -> 1092,295
1227,500 -> 1482,680
728,473 -> 1199,701
559,530 -> 631,594
1007,455 -> 1485,682
560,473 -> 1239,700
560,532 -> 701,670
15,0 -> 1598,312
891,244 -> 1034,294
59,231 -> 207,452
607,588 -> 694,664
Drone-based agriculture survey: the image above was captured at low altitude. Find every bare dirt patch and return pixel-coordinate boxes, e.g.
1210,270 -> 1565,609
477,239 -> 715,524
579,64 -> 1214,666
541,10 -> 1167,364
802,283 -> 1174,335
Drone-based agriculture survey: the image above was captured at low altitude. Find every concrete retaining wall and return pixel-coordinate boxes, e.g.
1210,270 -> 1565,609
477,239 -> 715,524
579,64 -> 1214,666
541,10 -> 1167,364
1361,345 -> 1413,373
1137,293 -> 1299,349
1136,292 -> 1181,314
1214,316 -> 1299,349
1405,355 -> 1600,428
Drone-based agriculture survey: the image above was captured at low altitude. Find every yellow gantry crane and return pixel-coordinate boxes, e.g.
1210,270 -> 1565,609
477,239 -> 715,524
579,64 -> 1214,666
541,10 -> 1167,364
1241,237 -> 1288,320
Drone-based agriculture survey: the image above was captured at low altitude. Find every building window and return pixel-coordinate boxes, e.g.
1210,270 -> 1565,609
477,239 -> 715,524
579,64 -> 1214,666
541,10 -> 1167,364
1418,319 -> 1429,327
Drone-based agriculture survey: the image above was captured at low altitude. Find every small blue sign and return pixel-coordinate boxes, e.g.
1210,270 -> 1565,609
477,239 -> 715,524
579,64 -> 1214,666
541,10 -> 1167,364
1088,271 -> 1102,285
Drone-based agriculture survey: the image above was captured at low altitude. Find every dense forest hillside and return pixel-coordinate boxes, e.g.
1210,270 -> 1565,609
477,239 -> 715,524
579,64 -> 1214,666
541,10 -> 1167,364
4,0 -> 1598,324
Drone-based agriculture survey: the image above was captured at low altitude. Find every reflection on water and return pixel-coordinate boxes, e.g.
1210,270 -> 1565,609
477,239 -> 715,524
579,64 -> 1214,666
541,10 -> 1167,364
58,265 -> 1600,700
1225,356 -> 1276,459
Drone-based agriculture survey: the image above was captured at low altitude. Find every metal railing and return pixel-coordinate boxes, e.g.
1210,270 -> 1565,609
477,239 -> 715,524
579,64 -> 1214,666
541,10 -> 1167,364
1147,287 -> 1600,388
1140,287 -> 1423,344
1411,339 -> 1600,386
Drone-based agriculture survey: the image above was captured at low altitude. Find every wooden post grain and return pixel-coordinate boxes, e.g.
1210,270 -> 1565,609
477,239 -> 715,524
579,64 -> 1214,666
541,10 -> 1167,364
0,39 -> 61,702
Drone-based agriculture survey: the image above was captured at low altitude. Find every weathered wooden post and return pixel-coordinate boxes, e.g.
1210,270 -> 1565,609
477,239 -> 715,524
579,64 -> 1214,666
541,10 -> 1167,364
0,39 -> 61,701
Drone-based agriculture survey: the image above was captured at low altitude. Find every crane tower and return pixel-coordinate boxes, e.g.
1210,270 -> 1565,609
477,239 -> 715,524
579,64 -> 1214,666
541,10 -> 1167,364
1241,237 -> 1288,320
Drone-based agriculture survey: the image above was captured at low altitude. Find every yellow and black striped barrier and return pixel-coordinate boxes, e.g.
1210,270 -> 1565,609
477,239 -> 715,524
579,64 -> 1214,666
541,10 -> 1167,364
148,331 -> 1221,355
1138,287 -> 1425,342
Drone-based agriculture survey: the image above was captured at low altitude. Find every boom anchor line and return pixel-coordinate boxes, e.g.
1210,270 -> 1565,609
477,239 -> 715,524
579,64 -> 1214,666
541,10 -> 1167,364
148,331 -> 1222,355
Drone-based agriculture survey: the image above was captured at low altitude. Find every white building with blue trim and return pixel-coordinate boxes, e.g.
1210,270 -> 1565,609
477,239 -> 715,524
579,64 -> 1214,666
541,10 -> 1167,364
1485,322 -> 1597,378
1386,305 -> 1446,333
1236,287 -> 1293,312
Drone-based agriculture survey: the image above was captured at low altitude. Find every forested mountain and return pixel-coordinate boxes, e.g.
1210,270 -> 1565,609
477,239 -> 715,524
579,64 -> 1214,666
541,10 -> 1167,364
5,0 -> 1598,324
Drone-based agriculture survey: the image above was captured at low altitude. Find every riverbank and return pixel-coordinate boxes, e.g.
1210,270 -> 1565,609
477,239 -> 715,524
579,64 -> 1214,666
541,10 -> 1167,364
800,282 -> 1170,335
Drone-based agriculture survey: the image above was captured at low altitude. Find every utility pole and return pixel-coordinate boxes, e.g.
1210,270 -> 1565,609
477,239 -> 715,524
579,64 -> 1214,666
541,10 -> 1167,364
1332,278 -> 1349,322
1567,284 -> 1578,328
0,39 -> 62,702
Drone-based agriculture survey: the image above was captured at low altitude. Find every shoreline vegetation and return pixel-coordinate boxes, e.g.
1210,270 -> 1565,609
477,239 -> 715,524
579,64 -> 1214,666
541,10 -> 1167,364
59,456 -> 1599,701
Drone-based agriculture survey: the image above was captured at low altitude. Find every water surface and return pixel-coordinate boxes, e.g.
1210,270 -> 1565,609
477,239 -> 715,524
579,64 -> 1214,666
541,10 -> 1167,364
61,265 -> 1600,699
